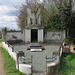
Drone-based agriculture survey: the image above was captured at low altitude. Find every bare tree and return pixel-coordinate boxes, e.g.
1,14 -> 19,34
17,0 -> 68,30
17,0 -> 42,30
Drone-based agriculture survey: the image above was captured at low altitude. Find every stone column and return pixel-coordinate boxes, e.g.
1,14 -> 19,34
25,29 -> 31,43
38,29 -> 44,43
16,51 -> 25,69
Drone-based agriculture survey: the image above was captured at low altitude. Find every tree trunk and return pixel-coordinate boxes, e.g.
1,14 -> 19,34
66,27 -> 69,38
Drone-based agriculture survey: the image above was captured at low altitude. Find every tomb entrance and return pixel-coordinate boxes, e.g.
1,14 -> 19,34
31,29 -> 38,42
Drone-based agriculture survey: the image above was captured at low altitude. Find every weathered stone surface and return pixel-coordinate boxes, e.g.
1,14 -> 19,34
47,64 -> 60,75
6,32 -> 24,41
14,45 -> 59,73
25,29 -> 31,43
2,29 -> 65,44
45,31 -> 65,44
33,73 -> 47,75
38,29 -> 44,42
27,7 -> 41,27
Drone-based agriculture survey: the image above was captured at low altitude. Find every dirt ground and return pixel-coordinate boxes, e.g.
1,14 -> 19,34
0,42 -> 6,75
0,43 -> 2,47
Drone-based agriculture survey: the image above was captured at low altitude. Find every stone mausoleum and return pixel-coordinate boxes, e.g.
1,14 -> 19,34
1,7 -> 64,75
2,7 -> 65,44
25,7 -> 44,43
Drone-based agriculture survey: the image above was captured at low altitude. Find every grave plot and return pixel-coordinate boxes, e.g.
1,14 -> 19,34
13,43 -> 60,74
1,6 -> 63,75
2,42 -> 61,75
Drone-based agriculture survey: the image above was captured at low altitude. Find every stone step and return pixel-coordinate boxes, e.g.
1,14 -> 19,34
33,73 -> 47,75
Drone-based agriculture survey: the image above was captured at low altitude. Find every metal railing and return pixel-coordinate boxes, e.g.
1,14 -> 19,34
5,41 -> 17,53
5,41 -> 34,74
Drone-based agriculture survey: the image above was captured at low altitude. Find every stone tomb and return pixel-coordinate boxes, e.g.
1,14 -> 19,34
25,7 -> 44,43
25,28 -> 44,43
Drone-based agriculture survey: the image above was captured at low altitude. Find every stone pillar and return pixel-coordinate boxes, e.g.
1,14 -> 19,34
16,51 -> 25,69
1,28 -> 7,42
25,29 -> 31,43
38,29 -> 44,43
61,30 -> 66,41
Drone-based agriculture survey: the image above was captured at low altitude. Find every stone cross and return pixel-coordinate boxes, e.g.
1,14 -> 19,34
27,7 -> 41,27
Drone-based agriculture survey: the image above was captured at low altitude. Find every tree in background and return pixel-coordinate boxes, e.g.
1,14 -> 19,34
17,0 -> 44,30
17,4 -> 27,30
45,0 -> 65,31
48,0 -> 74,36
17,0 -> 74,38
69,11 -> 75,40
17,0 -> 58,30
60,0 -> 73,38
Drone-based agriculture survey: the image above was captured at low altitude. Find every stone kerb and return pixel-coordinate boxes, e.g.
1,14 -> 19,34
19,64 -> 31,75
2,42 -> 32,75
16,51 -> 31,74
2,42 -> 17,61
2,42 -> 60,75
46,51 -> 60,75
46,51 -> 59,67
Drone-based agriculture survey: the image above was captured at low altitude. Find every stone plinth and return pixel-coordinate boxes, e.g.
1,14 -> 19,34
25,29 -> 31,43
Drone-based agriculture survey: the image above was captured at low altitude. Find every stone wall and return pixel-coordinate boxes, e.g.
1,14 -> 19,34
47,64 -> 60,75
6,31 -> 25,41
45,31 -> 65,44
2,28 -> 65,44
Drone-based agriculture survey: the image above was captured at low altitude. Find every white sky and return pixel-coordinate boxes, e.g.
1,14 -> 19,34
0,0 -> 26,30
0,0 -> 75,30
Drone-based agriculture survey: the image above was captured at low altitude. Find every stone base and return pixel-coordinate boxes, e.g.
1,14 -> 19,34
32,73 -> 47,75
25,29 -> 44,43
47,63 -> 60,75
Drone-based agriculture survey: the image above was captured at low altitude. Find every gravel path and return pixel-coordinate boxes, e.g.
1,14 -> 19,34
0,43 -> 6,75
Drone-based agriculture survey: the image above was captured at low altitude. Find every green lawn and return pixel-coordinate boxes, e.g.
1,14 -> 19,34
0,39 -> 2,42
60,53 -> 75,75
0,47 -> 26,75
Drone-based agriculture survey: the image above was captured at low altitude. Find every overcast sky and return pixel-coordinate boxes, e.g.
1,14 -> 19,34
0,0 -> 75,30
0,0 -> 26,30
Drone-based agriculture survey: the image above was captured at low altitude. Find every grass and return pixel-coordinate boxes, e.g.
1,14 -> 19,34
60,53 -> 75,75
0,47 -> 26,75
0,39 -> 2,42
